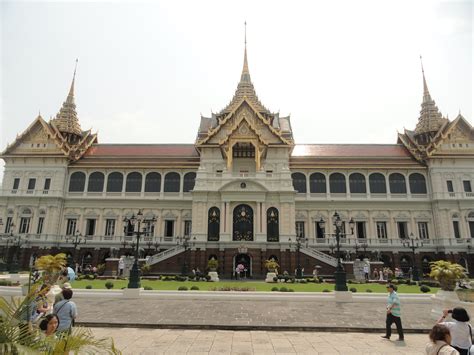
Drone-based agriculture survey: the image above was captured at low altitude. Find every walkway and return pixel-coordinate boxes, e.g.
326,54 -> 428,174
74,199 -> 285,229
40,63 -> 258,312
91,328 -> 429,354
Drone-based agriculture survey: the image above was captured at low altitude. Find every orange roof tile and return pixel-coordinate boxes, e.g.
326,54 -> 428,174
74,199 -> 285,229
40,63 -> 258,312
291,144 -> 411,158
84,144 -> 199,157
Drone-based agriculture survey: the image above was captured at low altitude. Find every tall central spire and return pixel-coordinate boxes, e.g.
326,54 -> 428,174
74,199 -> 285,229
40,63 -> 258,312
240,21 -> 251,83
420,56 -> 432,104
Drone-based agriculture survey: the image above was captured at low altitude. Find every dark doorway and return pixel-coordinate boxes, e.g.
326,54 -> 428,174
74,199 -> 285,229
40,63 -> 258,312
234,254 -> 251,278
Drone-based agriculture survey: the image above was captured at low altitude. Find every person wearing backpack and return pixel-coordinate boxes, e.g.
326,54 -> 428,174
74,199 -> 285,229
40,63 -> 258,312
53,288 -> 77,334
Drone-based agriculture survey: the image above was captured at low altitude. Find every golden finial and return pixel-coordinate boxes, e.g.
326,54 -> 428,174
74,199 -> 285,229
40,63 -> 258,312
244,20 -> 247,47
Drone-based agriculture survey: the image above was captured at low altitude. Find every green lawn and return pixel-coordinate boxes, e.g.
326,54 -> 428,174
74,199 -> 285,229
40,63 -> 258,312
69,279 -> 439,293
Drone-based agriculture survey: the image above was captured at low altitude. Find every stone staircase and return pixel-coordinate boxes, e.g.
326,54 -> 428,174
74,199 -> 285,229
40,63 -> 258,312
300,247 -> 338,267
146,245 -> 185,266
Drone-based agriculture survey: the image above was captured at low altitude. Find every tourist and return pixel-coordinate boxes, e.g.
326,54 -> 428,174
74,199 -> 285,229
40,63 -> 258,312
425,324 -> 459,354
363,264 -> 369,281
118,257 -> 124,276
381,284 -> 404,341
436,307 -> 472,355
235,266 -> 240,280
39,314 -> 60,338
53,288 -> 77,334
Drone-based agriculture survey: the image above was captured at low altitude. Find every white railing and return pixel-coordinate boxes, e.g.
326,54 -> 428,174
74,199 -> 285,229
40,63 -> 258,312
301,246 -> 338,267
146,245 -> 184,266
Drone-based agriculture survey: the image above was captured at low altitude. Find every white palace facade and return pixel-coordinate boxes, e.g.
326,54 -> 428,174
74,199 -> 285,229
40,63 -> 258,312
1,45 -> 473,278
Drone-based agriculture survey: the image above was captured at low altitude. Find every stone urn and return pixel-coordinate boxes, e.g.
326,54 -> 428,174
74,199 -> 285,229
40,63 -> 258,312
265,272 -> 277,283
208,271 -> 219,282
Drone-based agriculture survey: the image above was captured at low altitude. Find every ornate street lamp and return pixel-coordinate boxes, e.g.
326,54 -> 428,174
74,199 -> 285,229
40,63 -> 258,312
65,230 -> 86,266
402,233 -> 423,281
146,236 -> 161,254
123,210 -> 156,288
354,240 -> 369,260
176,235 -> 195,276
9,233 -> 30,274
288,234 -> 307,279
318,212 -> 355,291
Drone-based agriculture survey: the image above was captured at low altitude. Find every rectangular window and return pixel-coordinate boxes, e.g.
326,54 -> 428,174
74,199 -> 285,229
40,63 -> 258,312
184,220 -> 192,236
446,180 -> 454,192
27,178 -> 36,190
295,221 -> 305,237
418,222 -> 429,239
397,222 -> 408,239
19,217 -> 30,234
469,221 -> 474,239
463,180 -> 472,192
356,222 -> 366,239
144,222 -> 155,237
5,217 -> 13,233
66,219 -> 77,236
86,219 -> 96,236
376,222 -> 387,239
165,220 -> 174,237
453,221 -> 461,239
105,219 -> 115,236
37,217 -> 44,234
12,178 -> 20,190
44,178 -> 51,191
315,222 -> 324,238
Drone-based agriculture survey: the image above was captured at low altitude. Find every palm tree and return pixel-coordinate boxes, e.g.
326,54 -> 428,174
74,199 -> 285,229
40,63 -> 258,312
34,253 -> 67,286
429,260 -> 467,291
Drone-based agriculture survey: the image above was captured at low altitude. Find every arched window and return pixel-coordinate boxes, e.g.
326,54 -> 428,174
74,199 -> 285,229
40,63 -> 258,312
389,173 -> 407,194
329,173 -> 346,193
87,172 -> 104,192
106,172 -> 123,192
164,172 -> 180,192
309,173 -> 326,193
409,173 -> 427,194
468,211 -> 474,239
349,173 -> 366,193
125,172 -> 142,192
69,172 -> 86,192
144,172 -> 161,192
183,172 -> 196,192
207,207 -> 220,241
369,173 -> 387,193
291,173 -> 306,193
267,207 -> 279,242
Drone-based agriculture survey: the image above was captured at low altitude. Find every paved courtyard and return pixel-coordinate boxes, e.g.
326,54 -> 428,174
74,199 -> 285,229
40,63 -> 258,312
90,328 -> 429,354
74,294 -> 433,331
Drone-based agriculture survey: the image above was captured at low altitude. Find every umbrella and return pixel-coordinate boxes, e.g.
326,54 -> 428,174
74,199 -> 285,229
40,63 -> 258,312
67,266 -> 76,282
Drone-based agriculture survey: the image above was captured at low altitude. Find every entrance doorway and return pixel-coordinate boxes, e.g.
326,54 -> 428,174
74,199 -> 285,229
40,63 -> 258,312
234,254 -> 252,279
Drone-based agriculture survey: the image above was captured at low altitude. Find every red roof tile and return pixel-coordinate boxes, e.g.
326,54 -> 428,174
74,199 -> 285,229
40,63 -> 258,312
291,144 -> 411,158
84,144 -> 199,157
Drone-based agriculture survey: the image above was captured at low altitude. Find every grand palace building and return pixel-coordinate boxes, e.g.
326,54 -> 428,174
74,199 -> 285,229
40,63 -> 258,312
1,43 -> 473,278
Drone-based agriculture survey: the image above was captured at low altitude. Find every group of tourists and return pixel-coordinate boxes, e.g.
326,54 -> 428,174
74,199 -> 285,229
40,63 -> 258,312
22,266 -> 78,340
382,284 -> 472,354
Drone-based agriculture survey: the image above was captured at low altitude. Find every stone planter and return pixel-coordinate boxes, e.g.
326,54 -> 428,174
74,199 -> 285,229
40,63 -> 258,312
265,272 -> 277,283
431,290 -> 474,320
208,271 -> 219,282
456,289 -> 474,303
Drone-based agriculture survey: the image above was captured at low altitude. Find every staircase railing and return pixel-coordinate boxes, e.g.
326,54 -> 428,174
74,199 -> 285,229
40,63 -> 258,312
146,245 -> 184,266
300,246 -> 338,267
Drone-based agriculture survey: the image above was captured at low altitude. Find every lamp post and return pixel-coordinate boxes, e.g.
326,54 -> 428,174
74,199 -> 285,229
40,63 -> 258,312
65,230 -> 86,267
288,234 -> 307,279
123,210 -> 156,288
318,212 -> 355,291
9,233 -> 30,273
402,233 -> 423,281
176,235 -> 195,276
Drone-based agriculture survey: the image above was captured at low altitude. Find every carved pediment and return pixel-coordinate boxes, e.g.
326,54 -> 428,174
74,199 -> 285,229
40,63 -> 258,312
219,180 -> 268,193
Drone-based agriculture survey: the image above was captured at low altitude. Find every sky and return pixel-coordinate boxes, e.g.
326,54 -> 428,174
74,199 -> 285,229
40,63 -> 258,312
0,0 -> 472,182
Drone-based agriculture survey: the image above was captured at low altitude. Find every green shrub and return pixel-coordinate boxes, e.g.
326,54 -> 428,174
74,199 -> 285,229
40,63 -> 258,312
86,274 -> 95,280
273,276 -> 278,282
280,287 -> 288,292
347,280 -> 353,284
175,276 -> 186,282
0,280 -> 13,286
350,287 -> 357,293
105,281 -> 114,289
420,285 -> 431,293
322,289 -> 331,292
205,275 -> 211,281
178,286 -> 188,291
190,285 -> 199,290
419,280 -> 440,288
288,289 -> 294,292
85,285 -> 92,289
271,287 -> 279,291
144,286 -> 153,290
299,279 -> 307,284
366,289 -> 373,293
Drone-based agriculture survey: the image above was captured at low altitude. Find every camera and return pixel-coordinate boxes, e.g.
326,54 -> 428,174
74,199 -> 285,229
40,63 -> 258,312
447,310 -> 453,314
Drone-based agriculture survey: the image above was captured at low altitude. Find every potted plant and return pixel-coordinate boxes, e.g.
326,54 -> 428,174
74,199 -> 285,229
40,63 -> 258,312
207,258 -> 218,272
429,260 -> 471,320
264,259 -> 279,273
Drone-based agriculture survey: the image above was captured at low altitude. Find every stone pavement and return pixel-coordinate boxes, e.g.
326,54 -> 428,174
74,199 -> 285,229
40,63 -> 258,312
90,327 -> 429,354
75,294 -> 433,331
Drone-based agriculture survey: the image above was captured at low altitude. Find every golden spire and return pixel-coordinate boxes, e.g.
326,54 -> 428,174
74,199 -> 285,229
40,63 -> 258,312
420,55 -> 431,104
240,21 -> 251,83
67,58 -> 78,103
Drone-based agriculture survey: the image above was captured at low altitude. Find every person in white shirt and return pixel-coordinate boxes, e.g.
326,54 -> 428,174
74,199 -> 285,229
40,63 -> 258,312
363,264 -> 370,281
437,307 -> 472,355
